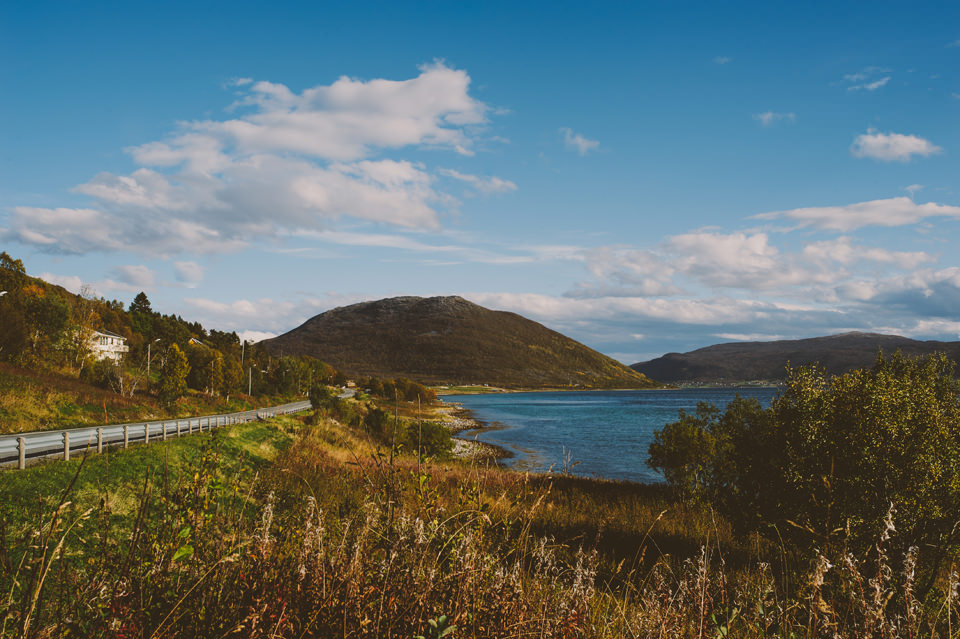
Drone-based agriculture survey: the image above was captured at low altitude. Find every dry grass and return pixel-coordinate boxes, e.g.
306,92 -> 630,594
1,411 -> 958,638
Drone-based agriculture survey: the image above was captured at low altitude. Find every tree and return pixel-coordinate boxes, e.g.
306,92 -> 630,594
0,306 -> 28,361
220,356 -> 244,399
158,344 -> 190,405
129,292 -> 154,338
0,252 -> 26,295
22,287 -> 71,357
128,292 -> 153,316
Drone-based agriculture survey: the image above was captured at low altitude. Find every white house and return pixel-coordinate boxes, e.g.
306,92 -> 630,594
89,330 -> 129,362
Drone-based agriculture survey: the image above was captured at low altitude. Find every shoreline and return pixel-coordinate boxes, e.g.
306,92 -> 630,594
436,383 -> 781,397
433,400 -> 513,464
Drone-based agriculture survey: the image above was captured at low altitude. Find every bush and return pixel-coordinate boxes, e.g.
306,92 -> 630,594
649,351 -> 960,572
308,383 -> 337,411
80,357 -> 120,390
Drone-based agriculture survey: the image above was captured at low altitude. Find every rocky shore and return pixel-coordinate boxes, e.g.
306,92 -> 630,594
434,401 -> 509,463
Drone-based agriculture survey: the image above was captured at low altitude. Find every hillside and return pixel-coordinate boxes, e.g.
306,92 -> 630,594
262,295 -> 655,389
631,331 -> 960,383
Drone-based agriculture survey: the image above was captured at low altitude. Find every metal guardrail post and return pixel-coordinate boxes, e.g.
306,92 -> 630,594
124,425 -> 129,449
18,437 -> 25,470
63,432 -> 70,461
97,428 -> 103,454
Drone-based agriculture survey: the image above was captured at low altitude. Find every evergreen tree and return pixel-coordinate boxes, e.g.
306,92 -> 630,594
129,292 -> 154,338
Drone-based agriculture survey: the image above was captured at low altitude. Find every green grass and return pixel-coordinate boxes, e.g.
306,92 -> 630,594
0,418 -> 295,530
0,361 -> 301,434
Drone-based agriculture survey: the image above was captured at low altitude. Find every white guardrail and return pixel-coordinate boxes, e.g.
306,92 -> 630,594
0,400 -> 312,470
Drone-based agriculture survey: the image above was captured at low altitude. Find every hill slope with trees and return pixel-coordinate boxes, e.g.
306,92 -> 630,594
630,331 -> 960,383
262,295 -> 656,389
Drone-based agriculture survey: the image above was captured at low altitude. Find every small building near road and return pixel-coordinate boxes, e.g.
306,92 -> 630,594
90,330 -> 129,363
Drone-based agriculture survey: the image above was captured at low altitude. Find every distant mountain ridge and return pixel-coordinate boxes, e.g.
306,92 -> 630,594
630,332 -> 960,384
262,295 -> 656,389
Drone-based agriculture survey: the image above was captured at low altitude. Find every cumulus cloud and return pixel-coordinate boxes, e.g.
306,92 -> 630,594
559,128 -> 599,155
801,237 -> 933,270
7,63 -> 505,256
753,111 -> 796,126
574,232 -> 841,296
113,264 -> 156,288
850,129 -> 942,162
755,197 -> 960,231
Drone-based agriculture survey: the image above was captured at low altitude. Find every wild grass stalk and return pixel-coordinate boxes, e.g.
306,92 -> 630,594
1,411 -> 959,637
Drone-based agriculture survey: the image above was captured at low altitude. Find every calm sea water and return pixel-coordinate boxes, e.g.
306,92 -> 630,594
446,388 -> 780,484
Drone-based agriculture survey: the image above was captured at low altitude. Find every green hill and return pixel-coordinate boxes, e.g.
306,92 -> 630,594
262,295 -> 656,389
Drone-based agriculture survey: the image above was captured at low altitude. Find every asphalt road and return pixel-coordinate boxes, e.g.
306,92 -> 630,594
0,399 -> 312,468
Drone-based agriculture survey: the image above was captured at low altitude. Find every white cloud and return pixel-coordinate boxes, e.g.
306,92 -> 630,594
850,129 -> 942,162
714,333 -> 784,342
714,56 -> 732,65
8,63 -> 507,256
438,168 -> 517,194
113,264 -> 156,288
571,246 -> 678,297
469,292 -> 766,325
291,229 -> 537,265
183,293 -> 365,334
756,197 -> 960,231
38,272 -> 84,294
753,111 -> 796,126
195,62 -> 488,161
843,67 -> 892,91
905,184 -> 925,198
851,77 -> 890,91
559,127 -> 600,155
173,261 -> 204,286
801,237 -> 933,270
5,207 -> 128,254
36,272 -> 146,297
239,330 -> 278,343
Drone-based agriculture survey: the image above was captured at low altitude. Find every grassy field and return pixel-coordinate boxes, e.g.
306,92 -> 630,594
1,403 -> 956,638
0,361 -> 298,434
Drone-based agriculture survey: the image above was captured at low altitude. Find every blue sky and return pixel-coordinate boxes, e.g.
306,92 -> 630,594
2,0 -> 958,363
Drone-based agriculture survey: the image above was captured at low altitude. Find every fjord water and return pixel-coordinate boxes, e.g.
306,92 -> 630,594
448,388 -> 779,484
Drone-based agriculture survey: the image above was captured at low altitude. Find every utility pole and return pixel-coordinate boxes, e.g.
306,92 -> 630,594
146,338 -> 160,377
248,366 -> 252,396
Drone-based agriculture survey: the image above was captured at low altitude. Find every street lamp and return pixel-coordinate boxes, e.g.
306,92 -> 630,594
0,291 -> 7,296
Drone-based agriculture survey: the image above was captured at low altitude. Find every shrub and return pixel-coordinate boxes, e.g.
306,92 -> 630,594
649,351 -> 960,573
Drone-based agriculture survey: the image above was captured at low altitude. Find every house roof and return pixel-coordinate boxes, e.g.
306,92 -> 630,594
94,329 -> 126,340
